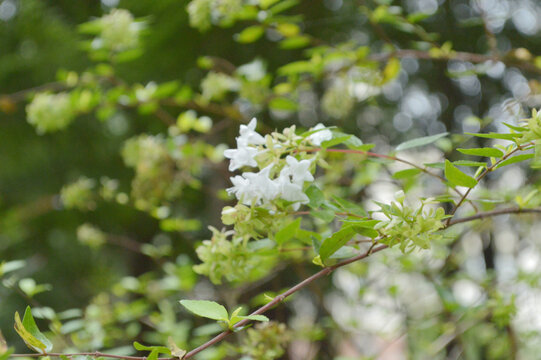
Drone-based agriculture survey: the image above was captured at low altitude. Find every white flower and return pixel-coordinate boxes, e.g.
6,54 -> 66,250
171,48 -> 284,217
275,174 -> 309,210
227,165 -> 278,205
238,118 -> 265,145
308,123 -> 333,146
223,141 -> 259,171
227,175 -> 252,204
281,156 -> 314,185
243,165 -> 278,203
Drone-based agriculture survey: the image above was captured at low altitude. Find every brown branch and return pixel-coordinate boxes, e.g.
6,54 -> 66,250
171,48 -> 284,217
369,49 -> 541,75
10,352 -> 167,359
446,207 -> 541,226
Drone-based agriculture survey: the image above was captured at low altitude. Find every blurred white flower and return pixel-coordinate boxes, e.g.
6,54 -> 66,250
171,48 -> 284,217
308,123 -> 332,146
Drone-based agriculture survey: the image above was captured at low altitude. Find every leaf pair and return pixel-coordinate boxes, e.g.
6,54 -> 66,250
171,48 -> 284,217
180,300 -> 268,330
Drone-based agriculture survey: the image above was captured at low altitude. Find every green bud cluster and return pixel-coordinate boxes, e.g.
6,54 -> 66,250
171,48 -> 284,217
60,177 -> 96,211
26,92 -> 75,134
99,9 -> 141,53
187,0 -> 243,32
193,227 -> 258,284
238,321 -> 290,360
200,72 -> 239,102
375,193 -> 447,253
77,223 -> 107,248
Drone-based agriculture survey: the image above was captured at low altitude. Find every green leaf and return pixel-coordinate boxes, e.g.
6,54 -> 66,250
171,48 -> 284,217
321,135 -> 351,149
310,209 -> 335,223
457,147 -> 504,158
355,227 -> 379,239
452,160 -> 487,167
133,342 -> 170,355
395,132 -> 448,151
466,132 -> 522,141
237,314 -> 269,322
268,0 -> 300,15
280,35 -> 311,49
236,25 -> 265,43
167,337 -> 187,359
275,218 -> 301,245
392,168 -> 421,179
0,260 -> 25,277
305,185 -> 325,208
268,97 -> 297,111
319,226 -> 356,262
444,160 -> 477,188
14,307 -> 53,353
495,154 -> 535,168
180,300 -> 228,321
502,122 -> 528,132
277,61 -> 316,76
332,195 -> 367,217
382,58 -> 400,83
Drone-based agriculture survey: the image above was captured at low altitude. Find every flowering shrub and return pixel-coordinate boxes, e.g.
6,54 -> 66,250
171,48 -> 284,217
4,2 -> 541,360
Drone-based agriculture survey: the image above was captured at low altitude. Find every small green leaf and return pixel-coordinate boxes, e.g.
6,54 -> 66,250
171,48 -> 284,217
495,154 -> 534,168
133,342 -> 170,355
305,185 -> 325,208
444,160 -> 477,188
236,25 -> 265,43
277,61 -> 316,76
396,132 -> 449,151
319,226 -> 356,262
332,195 -> 367,217
167,337 -> 187,359
466,132 -> 522,141
14,307 -> 53,353
0,260 -> 25,277
382,58 -> 400,83
321,135 -> 351,149
268,97 -> 297,111
280,35 -> 311,49
452,160 -> 487,167
392,168 -> 421,179
310,209 -> 335,223
238,314 -> 269,322
275,218 -> 301,245
180,300 -> 228,321
457,147 -> 504,158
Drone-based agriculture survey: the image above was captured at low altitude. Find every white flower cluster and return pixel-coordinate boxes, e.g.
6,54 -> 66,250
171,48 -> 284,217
224,119 -> 332,209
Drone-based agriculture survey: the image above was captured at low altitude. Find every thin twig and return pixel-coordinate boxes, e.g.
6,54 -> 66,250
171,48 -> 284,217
446,207 -> 541,226
445,142 -> 533,225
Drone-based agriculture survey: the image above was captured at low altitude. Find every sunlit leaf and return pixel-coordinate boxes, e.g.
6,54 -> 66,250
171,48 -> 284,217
396,132 -> 448,151
444,160 -> 477,188
180,300 -> 228,321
